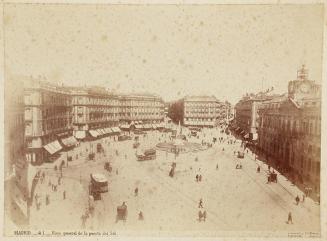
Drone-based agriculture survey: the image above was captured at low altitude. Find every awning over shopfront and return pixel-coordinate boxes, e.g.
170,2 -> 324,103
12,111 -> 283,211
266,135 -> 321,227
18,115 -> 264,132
97,129 -> 105,136
143,124 -> 152,129
120,124 -> 130,130
75,131 -> 86,139
43,140 -> 62,155
103,128 -> 111,134
89,130 -> 99,138
111,127 -> 121,133
61,136 -> 78,147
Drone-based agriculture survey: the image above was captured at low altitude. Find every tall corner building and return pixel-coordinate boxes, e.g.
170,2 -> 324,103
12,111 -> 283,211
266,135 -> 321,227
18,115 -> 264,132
257,65 -> 321,193
183,95 -> 228,127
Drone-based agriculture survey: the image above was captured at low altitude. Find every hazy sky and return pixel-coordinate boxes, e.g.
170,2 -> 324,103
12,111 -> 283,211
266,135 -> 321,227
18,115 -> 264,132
4,4 -> 324,104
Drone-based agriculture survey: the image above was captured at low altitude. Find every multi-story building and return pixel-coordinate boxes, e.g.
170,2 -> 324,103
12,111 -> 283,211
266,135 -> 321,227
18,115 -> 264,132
4,77 -> 29,223
71,86 -> 120,139
258,65 -> 321,194
71,89 -> 164,138
183,96 -> 228,127
24,77 -> 73,165
234,91 -> 278,140
118,93 -> 164,124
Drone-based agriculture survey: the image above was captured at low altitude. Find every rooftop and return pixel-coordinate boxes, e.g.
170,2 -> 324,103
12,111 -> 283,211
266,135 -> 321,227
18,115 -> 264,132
184,95 -> 218,102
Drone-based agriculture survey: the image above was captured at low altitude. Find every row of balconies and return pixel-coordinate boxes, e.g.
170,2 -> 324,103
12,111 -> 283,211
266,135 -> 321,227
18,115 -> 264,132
74,101 -> 163,107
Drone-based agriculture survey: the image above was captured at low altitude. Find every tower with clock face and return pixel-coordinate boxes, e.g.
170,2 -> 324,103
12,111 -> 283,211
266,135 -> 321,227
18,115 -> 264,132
288,65 -> 320,100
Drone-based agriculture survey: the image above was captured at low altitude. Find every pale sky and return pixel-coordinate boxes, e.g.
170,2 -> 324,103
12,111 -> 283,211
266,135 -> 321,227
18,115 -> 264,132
4,4 -> 324,104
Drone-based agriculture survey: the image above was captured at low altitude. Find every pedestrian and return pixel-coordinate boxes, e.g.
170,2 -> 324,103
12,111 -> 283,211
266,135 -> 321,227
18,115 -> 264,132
287,212 -> 293,224
216,164 -> 219,170
203,210 -> 207,222
134,187 -> 138,197
198,198 -> 203,208
63,190 -> 66,200
116,169 -> 119,175
54,185 -> 57,192
58,177 -> 61,185
302,194 -> 305,202
198,210 -> 203,222
199,175 -> 202,182
45,194 -> 50,206
34,193 -> 39,204
138,211 -> 144,220
196,174 -> 199,182
257,166 -> 260,173
295,195 -> 300,205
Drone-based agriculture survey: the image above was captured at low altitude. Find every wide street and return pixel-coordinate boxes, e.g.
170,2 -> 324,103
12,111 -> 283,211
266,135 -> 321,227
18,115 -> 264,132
30,126 -> 320,237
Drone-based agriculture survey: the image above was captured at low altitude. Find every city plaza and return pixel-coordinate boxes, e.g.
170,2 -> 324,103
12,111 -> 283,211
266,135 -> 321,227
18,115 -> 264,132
27,123 -> 319,236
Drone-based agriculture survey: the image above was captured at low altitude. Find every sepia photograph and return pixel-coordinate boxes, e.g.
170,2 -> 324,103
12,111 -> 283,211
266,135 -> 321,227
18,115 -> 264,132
2,0 -> 326,240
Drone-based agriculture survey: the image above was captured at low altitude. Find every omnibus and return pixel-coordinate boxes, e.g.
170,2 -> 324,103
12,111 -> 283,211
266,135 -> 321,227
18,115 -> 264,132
89,173 -> 109,195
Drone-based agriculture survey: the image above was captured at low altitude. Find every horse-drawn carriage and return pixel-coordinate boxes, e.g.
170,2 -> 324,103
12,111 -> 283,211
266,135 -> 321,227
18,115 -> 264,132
89,173 -> 108,201
136,148 -> 156,161
116,202 -> 128,222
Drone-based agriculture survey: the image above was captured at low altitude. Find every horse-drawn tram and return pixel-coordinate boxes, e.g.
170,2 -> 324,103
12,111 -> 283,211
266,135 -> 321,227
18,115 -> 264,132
136,148 -> 156,161
89,173 -> 108,200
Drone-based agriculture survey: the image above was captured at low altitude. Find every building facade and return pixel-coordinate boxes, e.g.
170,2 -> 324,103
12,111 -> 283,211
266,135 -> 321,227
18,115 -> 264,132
118,93 -> 164,124
183,96 -> 228,127
71,89 -> 164,139
234,91 -> 278,140
24,78 -> 73,165
71,86 -> 120,139
258,65 -> 321,193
